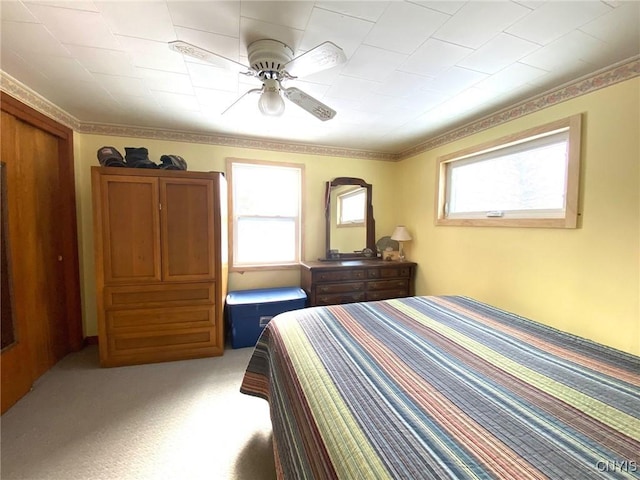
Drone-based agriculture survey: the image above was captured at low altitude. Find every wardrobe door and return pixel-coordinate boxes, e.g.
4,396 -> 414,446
100,176 -> 161,284
160,178 -> 216,281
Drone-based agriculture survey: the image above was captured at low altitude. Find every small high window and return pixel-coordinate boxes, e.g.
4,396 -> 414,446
436,114 -> 582,228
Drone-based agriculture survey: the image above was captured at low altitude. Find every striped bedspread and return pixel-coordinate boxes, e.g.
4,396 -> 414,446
240,296 -> 640,479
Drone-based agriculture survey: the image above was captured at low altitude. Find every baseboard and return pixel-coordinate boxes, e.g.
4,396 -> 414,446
84,336 -> 99,346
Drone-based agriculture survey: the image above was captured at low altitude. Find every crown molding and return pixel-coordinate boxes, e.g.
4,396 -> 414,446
2,56 -> 638,163
398,56 -> 640,160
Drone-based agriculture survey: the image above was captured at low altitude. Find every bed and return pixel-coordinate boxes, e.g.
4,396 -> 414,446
240,296 -> 640,479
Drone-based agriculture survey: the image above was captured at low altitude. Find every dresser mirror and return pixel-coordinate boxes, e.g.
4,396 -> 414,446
325,177 -> 375,259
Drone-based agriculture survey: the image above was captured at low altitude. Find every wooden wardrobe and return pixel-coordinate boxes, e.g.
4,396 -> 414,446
91,166 -> 228,367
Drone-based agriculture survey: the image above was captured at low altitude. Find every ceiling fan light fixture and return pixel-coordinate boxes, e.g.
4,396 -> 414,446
258,78 -> 285,116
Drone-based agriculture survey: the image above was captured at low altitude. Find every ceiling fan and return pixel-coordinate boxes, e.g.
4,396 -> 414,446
169,39 -> 347,121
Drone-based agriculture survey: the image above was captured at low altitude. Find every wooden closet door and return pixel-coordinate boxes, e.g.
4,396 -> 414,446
1,106 -> 80,413
100,176 -> 161,284
160,178 -> 216,281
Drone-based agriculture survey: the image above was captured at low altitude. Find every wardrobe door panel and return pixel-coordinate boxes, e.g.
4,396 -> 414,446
160,178 -> 216,281
101,176 -> 161,283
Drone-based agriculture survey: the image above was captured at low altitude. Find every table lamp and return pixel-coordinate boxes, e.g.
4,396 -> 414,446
391,225 -> 412,262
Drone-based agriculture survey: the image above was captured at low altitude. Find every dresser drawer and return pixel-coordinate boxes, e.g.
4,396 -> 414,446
106,305 -> 215,332
314,269 -> 366,282
105,283 -> 214,308
366,289 -> 409,301
105,305 -> 217,360
380,267 -> 412,278
367,279 -> 409,291
316,292 -> 366,306
317,282 -> 365,294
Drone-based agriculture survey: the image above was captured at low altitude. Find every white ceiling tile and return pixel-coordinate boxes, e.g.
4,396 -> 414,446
240,1 -> 314,30
116,35 -> 188,73
174,27 -> 244,66
167,1 -> 240,38
113,93 -> 160,111
0,0 -> 635,154
95,1 -> 175,43
1,21 -> 71,57
341,45 -> 408,81
424,86 -> 495,120
239,17 -> 303,54
25,3 -> 121,49
287,79 -> 331,100
1,1 -> 39,22
394,89 -> 447,112
64,45 -> 137,76
506,1 -> 612,45
185,62 -> 240,93
135,68 -> 194,96
299,7 -> 374,58
475,62 -> 548,93
421,66 -> 487,96
433,1 -> 532,48
326,75 -> 382,101
27,54 -> 94,81
0,51 -> 49,86
400,38 -> 472,77
24,1 -> 99,12
456,33 -> 540,74
152,91 -> 201,111
372,71 -> 434,98
364,1 -> 450,54
92,73 -> 150,97
407,1 -> 466,15
525,60 -> 595,88
314,1 -> 390,22
520,30 -> 608,71
194,87 -> 242,111
579,2 -> 640,54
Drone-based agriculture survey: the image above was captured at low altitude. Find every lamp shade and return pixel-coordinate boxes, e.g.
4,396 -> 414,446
391,225 -> 412,242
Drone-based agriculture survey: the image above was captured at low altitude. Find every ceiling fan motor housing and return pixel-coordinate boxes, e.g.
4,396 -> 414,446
247,39 -> 294,79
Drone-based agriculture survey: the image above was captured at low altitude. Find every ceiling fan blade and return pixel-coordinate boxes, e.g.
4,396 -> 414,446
283,87 -> 337,121
221,88 -> 262,115
284,41 -> 347,78
169,40 -> 253,75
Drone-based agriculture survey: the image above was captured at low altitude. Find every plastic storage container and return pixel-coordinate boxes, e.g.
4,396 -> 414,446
226,287 -> 307,348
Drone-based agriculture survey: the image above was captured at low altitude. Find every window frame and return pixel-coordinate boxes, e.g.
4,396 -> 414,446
227,158 -> 304,271
435,114 -> 582,228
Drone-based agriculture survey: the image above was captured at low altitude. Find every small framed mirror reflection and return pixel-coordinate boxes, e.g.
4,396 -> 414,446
325,177 -> 375,259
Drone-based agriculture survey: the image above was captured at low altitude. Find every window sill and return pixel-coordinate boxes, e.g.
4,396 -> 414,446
436,217 -> 578,228
229,263 -> 301,273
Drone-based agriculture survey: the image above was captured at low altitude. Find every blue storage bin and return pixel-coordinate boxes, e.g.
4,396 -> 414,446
226,287 -> 307,349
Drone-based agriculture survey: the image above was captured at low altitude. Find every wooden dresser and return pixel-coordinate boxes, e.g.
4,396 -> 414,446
91,167 -> 228,367
300,260 -> 417,307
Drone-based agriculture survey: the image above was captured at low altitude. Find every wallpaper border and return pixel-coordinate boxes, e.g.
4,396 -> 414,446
2,56 -> 638,162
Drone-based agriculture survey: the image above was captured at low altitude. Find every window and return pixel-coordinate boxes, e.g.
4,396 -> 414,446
227,159 -> 303,269
436,114 -> 582,228
337,187 -> 366,226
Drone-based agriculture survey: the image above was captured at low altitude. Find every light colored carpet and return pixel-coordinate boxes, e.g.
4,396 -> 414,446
1,346 -> 276,480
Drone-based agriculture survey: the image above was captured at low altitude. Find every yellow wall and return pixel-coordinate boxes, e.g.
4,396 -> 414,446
397,78 -> 639,355
72,78 -> 639,354
74,136 -> 397,336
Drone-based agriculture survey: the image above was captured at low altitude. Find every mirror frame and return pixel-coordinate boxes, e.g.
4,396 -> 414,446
325,177 -> 376,259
